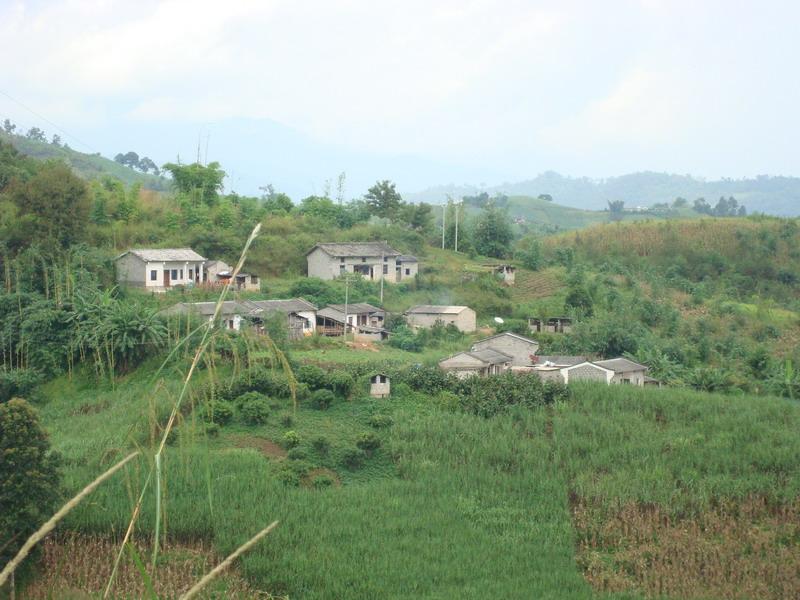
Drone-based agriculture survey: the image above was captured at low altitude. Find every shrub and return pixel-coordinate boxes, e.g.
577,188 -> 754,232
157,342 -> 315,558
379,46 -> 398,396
296,364 -> 328,390
204,422 -> 220,437
341,447 -> 365,469
311,389 -> 335,410
279,412 -> 294,427
0,368 -> 45,403
312,474 -> 335,489
204,401 -> 233,425
240,397 -> 270,425
0,399 -> 62,565
282,430 -> 301,448
328,371 -> 354,398
356,432 -> 381,453
312,435 -> 331,456
234,391 -> 266,409
287,447 -> 307,460
368,414 -> 394,429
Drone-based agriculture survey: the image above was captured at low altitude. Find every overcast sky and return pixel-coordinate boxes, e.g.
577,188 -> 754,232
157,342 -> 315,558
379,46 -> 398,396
1,0 -> 799,195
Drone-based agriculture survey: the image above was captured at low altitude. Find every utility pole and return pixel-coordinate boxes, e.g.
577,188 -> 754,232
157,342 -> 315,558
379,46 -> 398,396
380,251 -> 385,304
343,276 -> 349,342
454,201 -> 460,253
442,203 -> 446,249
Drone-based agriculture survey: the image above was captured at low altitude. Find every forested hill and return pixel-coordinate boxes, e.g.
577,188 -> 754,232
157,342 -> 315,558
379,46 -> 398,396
407,171 -> 800,216
0,130 -> 168,190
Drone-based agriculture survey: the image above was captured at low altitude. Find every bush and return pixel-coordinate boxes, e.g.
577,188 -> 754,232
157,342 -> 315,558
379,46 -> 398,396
240,396 -> 270,425
204,422 -> 220,437
0,368 -> 45,403
204,401 -> 233,425
356,431 -> 381,453
328,371 -> 355,398
312,435 -> 331,455
296,364 -> 328,390
234,391 -> 266,408
312,474 -> 335,489
340,447 -> 365,469
287,447 -> 307,460
311,389 -> 335,410
282,430 -> 301,448
387,325 -> 423,352
279,412 -> 294,427
368,414 -> 394,429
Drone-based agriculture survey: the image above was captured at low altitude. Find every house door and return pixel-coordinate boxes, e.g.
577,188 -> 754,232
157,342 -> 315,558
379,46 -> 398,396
163,271 -> 170,287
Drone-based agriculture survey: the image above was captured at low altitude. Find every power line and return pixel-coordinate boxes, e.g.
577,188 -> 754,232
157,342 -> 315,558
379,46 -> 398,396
0,88 -> 98,153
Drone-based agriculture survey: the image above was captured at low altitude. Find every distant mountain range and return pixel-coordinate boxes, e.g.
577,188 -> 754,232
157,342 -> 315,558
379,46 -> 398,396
405,171 -> 800,216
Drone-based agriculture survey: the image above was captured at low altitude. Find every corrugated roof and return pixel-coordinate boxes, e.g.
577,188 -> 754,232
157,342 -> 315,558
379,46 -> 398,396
594,358 -> 648,373
159,301 -> 257,317
324,303 -> 383,315
469,349 -> 513,364
249,299 -> 317,313
406,305 -> 471,314
307,241 -> 400,257
397,255 -> 418,263
118,248 -> 207,262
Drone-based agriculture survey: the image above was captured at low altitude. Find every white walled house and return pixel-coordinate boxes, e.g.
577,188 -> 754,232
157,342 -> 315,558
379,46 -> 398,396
306,242 -> 418,283
115,248 -> 207,292
405,305 -> 477,333
439,349 -> 512,378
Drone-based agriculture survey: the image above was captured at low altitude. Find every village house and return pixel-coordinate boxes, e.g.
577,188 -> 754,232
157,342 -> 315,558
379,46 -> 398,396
405,305 -> 477,333
159,298 -> 317,339
470,332 -> 539,367
316,303 -> 388,340
115,248 -> 207,292
306,242 -> 419,282
203,260 -> 261,291
529,356 -> 588,382
547,357 -> 649,386
593,358 -> 649,385
438,349 -> 513,378
528,317 -> 573,334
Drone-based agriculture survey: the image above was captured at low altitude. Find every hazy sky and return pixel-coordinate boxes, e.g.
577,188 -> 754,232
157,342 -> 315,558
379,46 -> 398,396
1,0 -> 799,195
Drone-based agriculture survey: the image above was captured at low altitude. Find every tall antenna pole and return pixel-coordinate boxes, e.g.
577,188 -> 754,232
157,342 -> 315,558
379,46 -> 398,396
442,203 -> 446,249
454,201 -> 460,253
380,251 -> 385,304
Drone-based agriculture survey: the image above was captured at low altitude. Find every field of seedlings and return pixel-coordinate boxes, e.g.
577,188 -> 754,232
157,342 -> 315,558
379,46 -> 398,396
22,361 -> 800,599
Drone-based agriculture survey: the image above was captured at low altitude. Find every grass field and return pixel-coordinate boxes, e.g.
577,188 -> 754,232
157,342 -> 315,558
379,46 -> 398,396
24,354 -> 800,599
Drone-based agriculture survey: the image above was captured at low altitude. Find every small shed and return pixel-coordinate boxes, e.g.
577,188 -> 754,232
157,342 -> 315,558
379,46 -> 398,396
370,373 -> 390,398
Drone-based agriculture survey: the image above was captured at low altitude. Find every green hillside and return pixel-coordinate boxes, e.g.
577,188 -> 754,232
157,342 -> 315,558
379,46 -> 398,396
0,130 -> 168,190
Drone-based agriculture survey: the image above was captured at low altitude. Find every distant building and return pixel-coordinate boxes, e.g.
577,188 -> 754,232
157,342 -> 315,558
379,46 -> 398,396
370,373 -> 391,398
438,349 -> 512,378
203,260 -> 261,291
471,332 -> 539,367
115,248 -> 206,292
529,317 -> 573,334
306,242 -> 418,282
593,358 -> 649,386
544,357 -> 649,386
488,264 -> 516,286
405,305 -> 477,333
316,303 -> 387,340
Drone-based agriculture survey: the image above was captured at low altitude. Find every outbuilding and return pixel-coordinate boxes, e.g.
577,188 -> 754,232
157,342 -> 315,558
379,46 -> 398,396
405,305 -> 477,333
370,373 -> 391,398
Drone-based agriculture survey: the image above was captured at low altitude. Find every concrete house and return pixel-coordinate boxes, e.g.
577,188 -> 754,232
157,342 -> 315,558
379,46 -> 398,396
306,242 -> 418,282
316,303 -> 387,340
561,361 -> 616,384
203,260 -> 261,291
115,248 -> 206,292
530,356 -> 588,382
471,332 -> 539,367
160,298 -> 317,339
405,305 -> 477,333
594,358 -> 649,386
439,349 -> 512,378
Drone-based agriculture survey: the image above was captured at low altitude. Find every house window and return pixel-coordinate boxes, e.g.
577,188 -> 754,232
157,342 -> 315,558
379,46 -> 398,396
361,257 -> 366,262
179,269 -> 184,280
405,268 -> 411,275
339,264 -> 345,271
188,269 -> 193,279
340,257 -> 345,263
171,269 -> 178,280
383,256 -> 388,262
383,264 -> 388,275
150,270 -> 157,281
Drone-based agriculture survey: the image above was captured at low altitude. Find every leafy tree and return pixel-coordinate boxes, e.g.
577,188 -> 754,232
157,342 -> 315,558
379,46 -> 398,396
364,180 -> 402,220
25,127 -> 47,142
400,202 -> 433,233
516,235 -> 543,270
564,285 -> 594,317
537,194 -> 553,202
260,185 -> 294,214
672,197 -> 687,208
473,203 -> 513,258
2,119 -> 16,134
8,161 -> 91,248
607,200 -> 625,222
0,398 -> 62,566
50,134 -> 61,147
137,156 -> 159,175
162,161 -> 225,206
694,197 -> 711,214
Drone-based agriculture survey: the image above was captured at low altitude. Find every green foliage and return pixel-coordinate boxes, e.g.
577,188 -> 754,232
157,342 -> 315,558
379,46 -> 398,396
282,429 -> 301,448
340,447 -> 365,469
454,372 -> 569,418
368,414 -> 394,429
240,395 -> 270,425
204,401 -> 233,426
311,389 -> 335,410
0,369 -> 45,403
0,398 -> 61,565
355,431 -> 381,453
311,435 -> 331,455
472,203 -> 513,258
364,180 -> 402,220
161,161 -> 225,206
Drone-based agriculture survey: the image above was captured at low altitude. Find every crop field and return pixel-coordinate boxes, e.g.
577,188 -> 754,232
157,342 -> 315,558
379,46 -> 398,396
24,362 -> 800,599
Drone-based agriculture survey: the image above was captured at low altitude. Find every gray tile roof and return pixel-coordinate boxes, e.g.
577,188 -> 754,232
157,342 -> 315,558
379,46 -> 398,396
468,348 -> 513,364
406,305 -> 471,314
249,299 -> 317,313
119,248 -> 207,262
324,303 -> 384,315
397,255 -> 418,263
594,358 -> 648,372
472,331 -> 539,347
307,241 -> 400,257
159,301 -> 257,318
